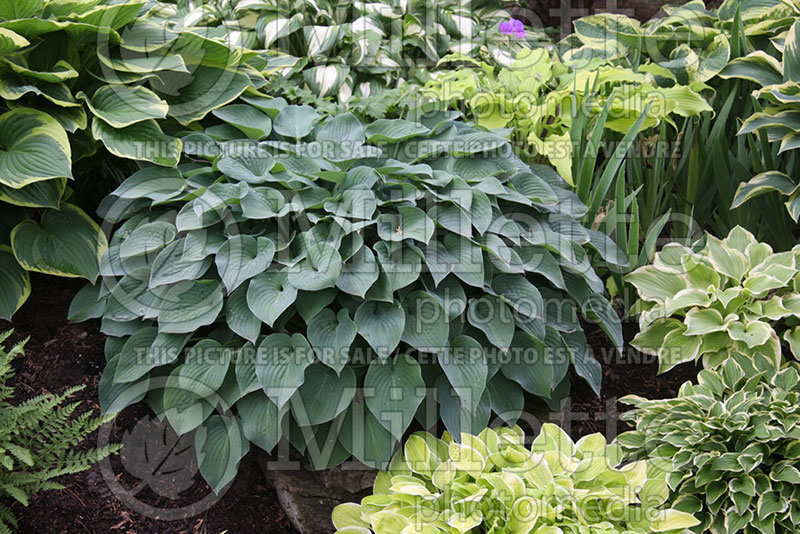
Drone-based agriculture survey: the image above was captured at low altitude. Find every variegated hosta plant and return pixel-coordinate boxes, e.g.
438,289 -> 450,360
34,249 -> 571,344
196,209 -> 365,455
72,103 -> 623,488
627,226 -> 800,372
0,0 -> 261,320
331,423 -> 700,534
727,20 -> 800,222
620,352 -> 800,534
153,0 -> 524,101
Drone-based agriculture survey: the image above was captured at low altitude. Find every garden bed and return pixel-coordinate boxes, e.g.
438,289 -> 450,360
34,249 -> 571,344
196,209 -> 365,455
2,275 -> 696,534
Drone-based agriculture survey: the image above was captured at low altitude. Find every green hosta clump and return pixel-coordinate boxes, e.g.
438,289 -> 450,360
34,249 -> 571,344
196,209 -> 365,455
332,423 -> 699,534
627,226 -> 800,372
619,352 -> 800,534
74,101 -> 623,487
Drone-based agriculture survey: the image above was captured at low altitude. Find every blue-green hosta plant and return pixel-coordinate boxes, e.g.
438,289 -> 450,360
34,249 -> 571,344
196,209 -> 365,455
627,226 -> 800,372
620,352 -> 800,534
331,423 -> 700,534
72,103 -> 624,487
0,0 -> 262,320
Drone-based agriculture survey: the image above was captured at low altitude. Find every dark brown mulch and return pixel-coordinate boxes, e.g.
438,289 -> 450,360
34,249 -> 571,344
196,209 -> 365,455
0,275 -> 699,533
1,274 -> 293,534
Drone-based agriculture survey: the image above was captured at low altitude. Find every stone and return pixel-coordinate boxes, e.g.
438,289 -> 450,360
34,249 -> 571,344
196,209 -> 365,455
258,453 -> 376,534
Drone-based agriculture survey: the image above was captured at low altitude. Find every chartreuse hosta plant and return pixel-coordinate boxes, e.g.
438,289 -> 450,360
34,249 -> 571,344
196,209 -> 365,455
331,423 -> 700,534
627,226 -> 800,372
0,0 -> 263,321
620,352 -> 800,534
72,103 -> 624,488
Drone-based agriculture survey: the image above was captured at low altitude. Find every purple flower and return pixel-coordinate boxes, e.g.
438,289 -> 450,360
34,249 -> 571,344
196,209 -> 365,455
499,18 -> 526,39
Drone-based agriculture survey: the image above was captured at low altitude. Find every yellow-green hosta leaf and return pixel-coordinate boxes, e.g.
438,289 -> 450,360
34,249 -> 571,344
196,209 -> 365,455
650,508 -> 701,531
0,108 -> 72,189
10,203 -> 107,281
0,244 -> 30,320
332,503 -> 370,530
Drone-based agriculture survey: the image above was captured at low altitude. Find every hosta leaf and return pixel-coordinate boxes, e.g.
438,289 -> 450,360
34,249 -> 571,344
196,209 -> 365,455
237,392 -> 284,453
84,85 -> 169,128
11,203 -> 107,281
364,354 -> 425,438
215,235 -> 276,293
401,290 -> 449,352
272,105 -> 319,139
377,206 -> 435,244
0,108 -> 71,188
196,415 -> 248,494
92,118 -> 181,167
293,363 -> 356,426
149,240 -> 211,287
246,270 -> 298,327
217,145 -> 276,184
0,28 -> 29,56
0,179 -> 66,209
354,300 -> 405,359
336,245 -> 380,298
439,335 -> 487,411
255,332 -> 315,409
287,242 -> 342,291
500,331 -> 553,398
0,245 -> 30,320
156,280 -> 224,334
468,296 -> 514,351
153,65 -> 251,125
225,283 -> 261,343
340,399 -> 397,469
307,308 -> 357,374
212,104 -> 272,140
365,119 -> 430,143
